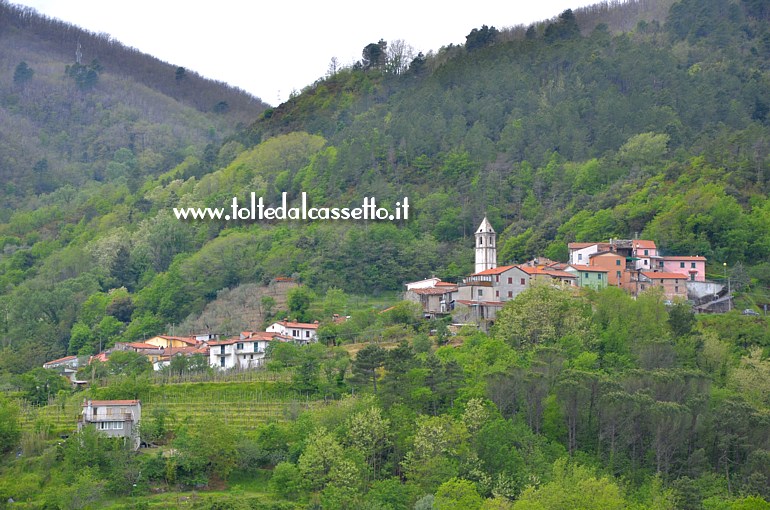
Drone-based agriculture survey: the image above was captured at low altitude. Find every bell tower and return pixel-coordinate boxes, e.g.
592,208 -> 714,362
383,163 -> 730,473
475,217 -> 496,273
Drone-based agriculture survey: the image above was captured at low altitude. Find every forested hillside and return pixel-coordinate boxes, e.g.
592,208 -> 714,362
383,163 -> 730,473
0,0 -> 769,368
0,1 -> 267,206
2,0 -> 770,507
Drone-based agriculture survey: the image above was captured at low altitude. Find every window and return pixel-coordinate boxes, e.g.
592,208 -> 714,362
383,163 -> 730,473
690,274 -> 695,281
479,238 -> 483,246
220,357 -> 225,367
495,290 -> 499,297
292,329 -> 299,337
305,331 -> 310,338
616,259 -> 621,266
250,354 -> 254,360
641,284 -> 646,290
495,275 -> 499,283
99,421 -> 124,430
644,249 -> 649,256
220,346 -> 225,355
584,273 -> 589,278
675,286 -> 679,292
598,273 -> 602,279
520,278 -> 525,285
507,277 -> 513,284
508,291 -> 513,298
616,271 -> 621,280
578,253 -> 583,261
691,262 -> 696,268
478,289 -> 483,297
236,343 -> 244,350
644,260 -> 648,265
489,236 -> 493,245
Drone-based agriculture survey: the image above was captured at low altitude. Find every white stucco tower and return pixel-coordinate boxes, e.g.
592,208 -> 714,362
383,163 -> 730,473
475,217 -> 497,273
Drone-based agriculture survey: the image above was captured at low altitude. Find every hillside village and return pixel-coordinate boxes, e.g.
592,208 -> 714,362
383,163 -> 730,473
43,217 -> 731,386
405,218 -> 728,323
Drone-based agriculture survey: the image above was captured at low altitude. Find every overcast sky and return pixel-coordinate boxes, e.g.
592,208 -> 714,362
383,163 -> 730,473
13,1 -> 600,106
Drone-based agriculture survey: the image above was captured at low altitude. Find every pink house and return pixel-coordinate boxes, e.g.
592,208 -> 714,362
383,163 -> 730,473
659,256 -> 707,282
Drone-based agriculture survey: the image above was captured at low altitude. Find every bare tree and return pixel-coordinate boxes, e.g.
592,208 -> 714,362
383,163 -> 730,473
386,39 -> 414,75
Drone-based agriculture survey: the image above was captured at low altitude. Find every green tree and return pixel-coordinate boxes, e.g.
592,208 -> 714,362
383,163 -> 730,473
352,344 -> 386,393
269,461 -> 303,500
435,478 -> 484,510
17,368 -> 70,405
287,286 -> 315,322
494,282 -> 590,348
0,395 -> 21,454
106,350 -> 152,376
13,61 -> 33,87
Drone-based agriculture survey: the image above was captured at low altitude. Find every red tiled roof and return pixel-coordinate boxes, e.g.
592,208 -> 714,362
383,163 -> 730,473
642,271 -> 688,279
271,321 -> 319,329
633,240 -> 657,249
579,267 -> 609,273
568,242 -> 610,250
435,282 -> 456,287
127,342 -> 161,349
589,251 -> 623,259
207,338 -> 239,346
411,287 -> 457,295
471,265 -> 516,276
83,400 -> 140,406
456,300 -> 506,307
517,265 -> 576,278
165,346 -> 207,356
44,355 -> 77,365
661,256 -> 707,261
89,352 -> 108,364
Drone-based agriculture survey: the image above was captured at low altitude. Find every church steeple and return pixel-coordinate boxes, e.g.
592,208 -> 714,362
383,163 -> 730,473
475,217 -> 497,273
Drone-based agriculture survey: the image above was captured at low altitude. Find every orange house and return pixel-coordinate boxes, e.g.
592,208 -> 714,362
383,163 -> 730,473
588,251 -> 630,288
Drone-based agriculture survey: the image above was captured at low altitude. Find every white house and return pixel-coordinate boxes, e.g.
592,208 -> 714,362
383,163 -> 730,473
266,320 -> 319,345
208,331 -> 292,370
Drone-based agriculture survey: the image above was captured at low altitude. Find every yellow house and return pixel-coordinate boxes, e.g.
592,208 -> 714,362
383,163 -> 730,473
144,335 -> 199,349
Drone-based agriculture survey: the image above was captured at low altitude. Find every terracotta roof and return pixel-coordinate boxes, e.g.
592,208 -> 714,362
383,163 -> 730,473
517,265 -> 576,278
83,400 -> 140,406
589,251 -> 623,259
642,271 -> 688,279
579,267 -> 610,273
147,335 -> 199,346
127,342 -> 161,349
568,242 -> 610,250
435,282 -> 456,287
661,256 -> 707,261
270,321 -> 319,329
89,352 -> 108,364
471,265 -> 516,276
44,355 -> 77,365
632,240 -> 657,249
411,287 -> 457,295
456,300 -> 506,307
165,346 -> 207,356
207,338 -> 240,346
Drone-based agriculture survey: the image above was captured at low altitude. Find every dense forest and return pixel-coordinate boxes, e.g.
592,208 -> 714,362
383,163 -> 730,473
1,0 -> 770,507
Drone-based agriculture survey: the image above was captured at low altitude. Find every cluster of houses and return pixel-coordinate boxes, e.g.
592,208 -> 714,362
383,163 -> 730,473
43,320 -> 321,382
405,218 -> 724,322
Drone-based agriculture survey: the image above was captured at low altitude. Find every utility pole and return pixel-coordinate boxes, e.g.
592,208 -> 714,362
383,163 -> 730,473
724,262 -> 731,311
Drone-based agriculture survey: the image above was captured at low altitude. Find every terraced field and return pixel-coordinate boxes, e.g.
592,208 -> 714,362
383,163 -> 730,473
16,382 -> 326,436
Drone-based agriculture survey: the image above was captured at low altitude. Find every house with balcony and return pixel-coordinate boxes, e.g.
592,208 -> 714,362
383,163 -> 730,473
78,399 -> 141,450
209,331 -> 292,369
659,256 -> 707,282
266,320 -> 319,345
